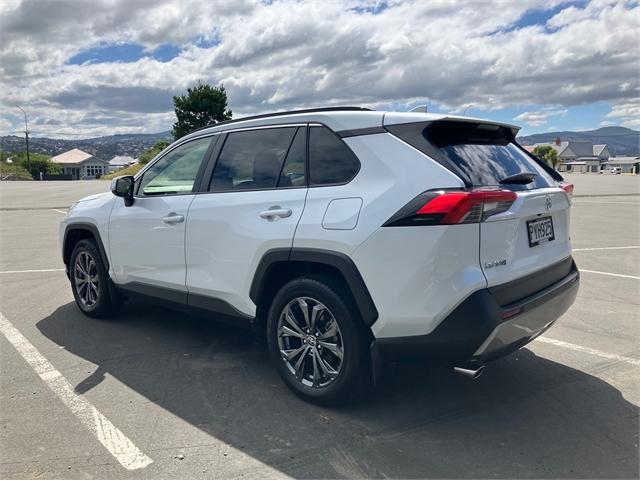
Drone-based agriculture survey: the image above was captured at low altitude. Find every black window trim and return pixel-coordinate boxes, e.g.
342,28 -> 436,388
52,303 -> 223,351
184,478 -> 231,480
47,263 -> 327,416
275,126 -> 303,188
384,121 -> 472,187
133,133 -> 219,198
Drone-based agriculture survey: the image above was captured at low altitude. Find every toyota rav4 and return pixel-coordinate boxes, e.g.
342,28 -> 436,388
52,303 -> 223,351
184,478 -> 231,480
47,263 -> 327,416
60,107 -> 579,404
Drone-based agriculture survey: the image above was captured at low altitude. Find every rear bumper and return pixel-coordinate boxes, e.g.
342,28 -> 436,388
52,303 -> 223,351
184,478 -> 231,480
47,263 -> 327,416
376,259 -> 579,364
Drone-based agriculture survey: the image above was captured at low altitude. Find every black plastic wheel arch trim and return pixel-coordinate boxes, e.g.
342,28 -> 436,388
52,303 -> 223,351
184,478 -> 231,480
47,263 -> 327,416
63,223 -> 110,273
250,248 -> 379,326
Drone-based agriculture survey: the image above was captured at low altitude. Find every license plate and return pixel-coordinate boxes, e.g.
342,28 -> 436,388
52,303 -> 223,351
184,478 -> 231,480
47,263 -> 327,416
527,216 -> 555,247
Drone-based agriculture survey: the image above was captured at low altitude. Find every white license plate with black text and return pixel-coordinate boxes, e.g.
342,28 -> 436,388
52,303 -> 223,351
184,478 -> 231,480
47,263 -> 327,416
527,216 -> 555,247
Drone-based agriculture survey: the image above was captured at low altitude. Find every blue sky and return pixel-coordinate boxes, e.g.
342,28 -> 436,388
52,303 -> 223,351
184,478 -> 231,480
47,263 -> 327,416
68,43 -> 183,65
0,0 -> 637,138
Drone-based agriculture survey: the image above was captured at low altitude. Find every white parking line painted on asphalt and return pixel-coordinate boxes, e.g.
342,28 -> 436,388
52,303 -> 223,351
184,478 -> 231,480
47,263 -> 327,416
51,208 -> 67,214
573,246 -> 640,252
572,200 -> 640,205
537,336 -> 640,367
0,311 -> 153,471
580,269 -> 640,280
0,268 -> 65,274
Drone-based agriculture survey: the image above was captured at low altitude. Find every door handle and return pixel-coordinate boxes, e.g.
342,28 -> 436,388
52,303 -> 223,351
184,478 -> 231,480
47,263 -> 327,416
161,213 -> 185,224
259,206 -> 292,219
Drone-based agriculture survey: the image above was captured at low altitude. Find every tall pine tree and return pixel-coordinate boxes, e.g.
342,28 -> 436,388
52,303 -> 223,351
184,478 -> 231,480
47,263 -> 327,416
172,83 -> 232,139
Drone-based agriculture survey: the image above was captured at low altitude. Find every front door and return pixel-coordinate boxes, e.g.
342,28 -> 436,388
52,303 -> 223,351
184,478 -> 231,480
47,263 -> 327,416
109,136 -> 213,295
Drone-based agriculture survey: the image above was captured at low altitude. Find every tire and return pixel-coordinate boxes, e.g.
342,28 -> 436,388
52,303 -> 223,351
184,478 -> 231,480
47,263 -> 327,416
69,239 -> 121,318
266,275 -> 367,405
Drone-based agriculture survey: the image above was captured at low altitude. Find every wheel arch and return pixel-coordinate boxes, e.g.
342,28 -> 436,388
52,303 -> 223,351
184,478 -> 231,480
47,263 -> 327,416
63,223 -> 110,275
250,248 -> 379,331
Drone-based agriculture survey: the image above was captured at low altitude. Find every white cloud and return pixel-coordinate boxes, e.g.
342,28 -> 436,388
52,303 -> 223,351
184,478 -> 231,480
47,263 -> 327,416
0,0 -> 638,138
605,98 -> 640,129
606,99 -> 640,118
515,107 -> 568,126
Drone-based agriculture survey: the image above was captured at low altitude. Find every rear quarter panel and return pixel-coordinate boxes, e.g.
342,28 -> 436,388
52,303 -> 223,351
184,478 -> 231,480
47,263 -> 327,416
352,224 -> 487,338
292,132 -> 465,255
293,131 -> 480,338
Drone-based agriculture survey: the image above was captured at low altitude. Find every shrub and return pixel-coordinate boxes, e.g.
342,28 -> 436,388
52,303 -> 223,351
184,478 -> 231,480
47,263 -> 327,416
0,162 -> 33,180
139,141 -> 169,165
102,163 -> 144,180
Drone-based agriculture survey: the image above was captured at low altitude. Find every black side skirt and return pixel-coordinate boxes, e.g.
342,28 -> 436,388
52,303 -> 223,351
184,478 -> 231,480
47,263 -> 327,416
117,282 -> 254,329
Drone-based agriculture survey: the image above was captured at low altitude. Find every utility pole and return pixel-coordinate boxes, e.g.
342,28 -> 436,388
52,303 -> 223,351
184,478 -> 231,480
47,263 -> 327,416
16,105 -> 31,175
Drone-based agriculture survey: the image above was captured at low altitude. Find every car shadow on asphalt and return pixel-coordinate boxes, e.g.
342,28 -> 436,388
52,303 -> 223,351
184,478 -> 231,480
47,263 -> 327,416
37,301 -> 639,479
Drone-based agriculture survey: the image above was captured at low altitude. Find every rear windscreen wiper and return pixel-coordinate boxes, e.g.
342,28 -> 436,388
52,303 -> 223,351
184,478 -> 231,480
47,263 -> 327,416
499,172 -> 537,184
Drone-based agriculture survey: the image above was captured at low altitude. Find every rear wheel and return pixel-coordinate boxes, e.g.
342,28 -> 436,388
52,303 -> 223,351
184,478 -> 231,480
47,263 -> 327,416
70,239 -> 121,318
267,276 -> 366,404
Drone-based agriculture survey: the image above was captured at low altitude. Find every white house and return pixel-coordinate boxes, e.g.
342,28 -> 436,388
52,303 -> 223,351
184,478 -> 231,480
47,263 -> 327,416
108,155 -> 137,172
50,149 -> 110,179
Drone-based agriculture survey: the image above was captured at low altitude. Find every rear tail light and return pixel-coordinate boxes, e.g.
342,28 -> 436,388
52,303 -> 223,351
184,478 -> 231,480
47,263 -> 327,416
558,182 -> 574,199
384,189 -> 517,227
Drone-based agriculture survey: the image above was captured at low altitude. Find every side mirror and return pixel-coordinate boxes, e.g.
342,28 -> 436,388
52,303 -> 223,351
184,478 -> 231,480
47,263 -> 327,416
111,175 -> 134,207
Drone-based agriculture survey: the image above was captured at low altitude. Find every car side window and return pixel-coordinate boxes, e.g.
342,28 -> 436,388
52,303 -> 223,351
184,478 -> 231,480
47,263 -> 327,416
138,137 -> 212,196
308,126 -> 360,186
278,127 -> 306,187
210,127 -> 297,191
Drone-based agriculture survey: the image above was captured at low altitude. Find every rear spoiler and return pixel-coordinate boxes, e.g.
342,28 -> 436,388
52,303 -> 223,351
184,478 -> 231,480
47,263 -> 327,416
384,119 -> 563,187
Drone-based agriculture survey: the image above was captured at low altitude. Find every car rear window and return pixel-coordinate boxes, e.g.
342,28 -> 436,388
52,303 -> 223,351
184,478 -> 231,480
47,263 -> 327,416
426,121 -> 556,191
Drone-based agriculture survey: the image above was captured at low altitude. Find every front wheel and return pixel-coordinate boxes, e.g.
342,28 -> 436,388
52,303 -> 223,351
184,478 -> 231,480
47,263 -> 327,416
266,276 -> 367,405
70,239 -> 121,318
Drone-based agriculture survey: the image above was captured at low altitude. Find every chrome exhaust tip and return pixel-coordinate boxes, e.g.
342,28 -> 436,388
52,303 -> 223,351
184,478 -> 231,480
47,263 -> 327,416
453,365 -> 484,380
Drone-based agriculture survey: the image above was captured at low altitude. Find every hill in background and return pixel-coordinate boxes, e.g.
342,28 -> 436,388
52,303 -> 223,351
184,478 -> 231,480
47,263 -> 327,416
517,126 -> 639,156
2,126 -> 638,159
0,131 -> 171,160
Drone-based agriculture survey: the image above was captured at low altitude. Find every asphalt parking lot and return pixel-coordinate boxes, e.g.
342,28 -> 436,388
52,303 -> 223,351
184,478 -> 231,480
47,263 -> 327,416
0,178 -> 638,479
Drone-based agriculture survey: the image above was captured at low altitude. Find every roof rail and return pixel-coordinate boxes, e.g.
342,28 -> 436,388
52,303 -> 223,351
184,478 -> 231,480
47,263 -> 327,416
187,106 -> 373,135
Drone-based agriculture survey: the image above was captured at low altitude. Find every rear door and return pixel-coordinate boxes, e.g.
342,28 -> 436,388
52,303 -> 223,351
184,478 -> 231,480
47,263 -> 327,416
431,122 -> 572,288
185,125 -> 308,317
479,186 -> 571,287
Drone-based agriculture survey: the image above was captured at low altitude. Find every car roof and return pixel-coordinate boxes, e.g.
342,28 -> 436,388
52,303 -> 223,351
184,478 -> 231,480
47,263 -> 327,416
181,107 -> 520,141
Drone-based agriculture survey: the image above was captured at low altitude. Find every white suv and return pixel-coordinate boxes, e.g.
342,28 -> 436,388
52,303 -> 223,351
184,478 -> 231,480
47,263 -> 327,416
60,107 -> 579,404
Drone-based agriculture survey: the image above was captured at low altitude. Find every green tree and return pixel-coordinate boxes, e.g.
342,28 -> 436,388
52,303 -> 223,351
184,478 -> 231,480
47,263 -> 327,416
532,145 -> 559,168
139,140 -> 170,164
172,83 -> 232,140
14,152 -> 61,178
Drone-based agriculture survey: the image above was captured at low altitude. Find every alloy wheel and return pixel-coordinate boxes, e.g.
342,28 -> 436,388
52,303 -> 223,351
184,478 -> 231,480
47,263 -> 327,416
74,251 -> 99,307
277,297 -> 344,388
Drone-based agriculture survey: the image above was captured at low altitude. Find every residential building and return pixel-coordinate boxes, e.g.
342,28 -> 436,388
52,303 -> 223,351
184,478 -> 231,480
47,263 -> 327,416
603,156 -> 640,174
531,138 -> 611,173
50,148 -> 109,179
108,155 -> 137,172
